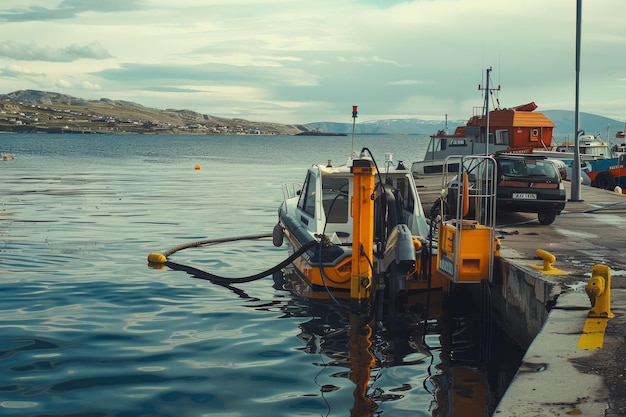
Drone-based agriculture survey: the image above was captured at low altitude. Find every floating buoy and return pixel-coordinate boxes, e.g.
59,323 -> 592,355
615,186 -> 623,194
194,164 -> 201,170
147,253 -> 167,264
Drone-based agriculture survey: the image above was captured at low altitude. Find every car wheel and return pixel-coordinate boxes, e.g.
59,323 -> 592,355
537,211 -> 557,225
591,171 -> 616,191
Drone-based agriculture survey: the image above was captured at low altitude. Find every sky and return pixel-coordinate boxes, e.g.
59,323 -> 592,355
0,0 -> 624,125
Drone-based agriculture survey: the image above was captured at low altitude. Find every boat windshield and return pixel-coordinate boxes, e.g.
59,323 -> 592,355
580,144 -> 611,157
322,177 -> 349,223
434,137 -> 467,152
297,172 -> 316,217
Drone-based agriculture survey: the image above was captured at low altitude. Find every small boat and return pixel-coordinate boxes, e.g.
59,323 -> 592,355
411,102 -> 556,175
273,149 -> 447,303
536,134 -> 616,160
295,130 -> 347,137
531,133 -> 626,191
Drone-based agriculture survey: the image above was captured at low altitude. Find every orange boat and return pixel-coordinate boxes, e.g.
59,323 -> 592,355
412,102 -> 556,175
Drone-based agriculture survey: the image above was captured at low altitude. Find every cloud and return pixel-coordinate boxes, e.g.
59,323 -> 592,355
388,80 -> 427,86
0,0 -> 624,123
0,64 -> 46,80
56,79 -> 72,88
80,80 -> 101,90
337,56 -> 405,67
0,41 -> 112,62
0,0 -> 145,21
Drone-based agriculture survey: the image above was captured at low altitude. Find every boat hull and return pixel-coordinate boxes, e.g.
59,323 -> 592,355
279,211 -> 446,297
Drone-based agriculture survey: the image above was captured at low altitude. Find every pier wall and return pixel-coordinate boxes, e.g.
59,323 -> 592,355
460,258 -> 557,350
489,258 -> 560,349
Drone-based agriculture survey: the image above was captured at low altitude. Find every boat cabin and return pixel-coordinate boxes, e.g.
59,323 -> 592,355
291,160 -> 430,244
412,103 -> 556,175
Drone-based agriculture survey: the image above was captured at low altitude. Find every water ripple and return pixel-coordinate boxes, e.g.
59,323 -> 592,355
0,134 -> 519,417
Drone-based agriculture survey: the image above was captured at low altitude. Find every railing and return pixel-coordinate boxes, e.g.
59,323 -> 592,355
281,182 -> 302,202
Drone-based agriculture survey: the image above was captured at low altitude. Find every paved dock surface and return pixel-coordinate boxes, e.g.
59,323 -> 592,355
414,174 -> 626,416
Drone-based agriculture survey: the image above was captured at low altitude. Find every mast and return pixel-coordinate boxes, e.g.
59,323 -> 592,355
485,68 -> 491,154
478,67 -> 500,154
351,106 -> 358,157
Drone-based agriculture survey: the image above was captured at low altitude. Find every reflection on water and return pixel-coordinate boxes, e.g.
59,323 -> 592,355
0,134 -> 521,416
169,260 -> 522,416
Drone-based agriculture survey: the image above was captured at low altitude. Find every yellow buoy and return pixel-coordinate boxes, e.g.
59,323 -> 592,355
147,253 -> 167,264
194,164 -> 201,170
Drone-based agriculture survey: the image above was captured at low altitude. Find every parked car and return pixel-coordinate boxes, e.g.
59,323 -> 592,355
441,154 -> 566,225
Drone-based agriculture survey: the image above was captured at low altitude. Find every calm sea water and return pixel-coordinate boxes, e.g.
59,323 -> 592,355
0,133 -> 520,417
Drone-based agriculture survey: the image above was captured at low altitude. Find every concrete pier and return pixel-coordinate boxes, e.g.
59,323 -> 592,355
414,174 -> 626,416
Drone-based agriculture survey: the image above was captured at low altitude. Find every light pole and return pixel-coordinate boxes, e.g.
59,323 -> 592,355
570,0 -> 583,201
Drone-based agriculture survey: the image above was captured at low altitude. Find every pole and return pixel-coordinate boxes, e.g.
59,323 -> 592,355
571,0 -> 583,201
351,105 -> 358,157
485,68 -> 491,155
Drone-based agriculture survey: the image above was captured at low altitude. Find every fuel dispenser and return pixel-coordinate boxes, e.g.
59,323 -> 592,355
437,155 -> 499,283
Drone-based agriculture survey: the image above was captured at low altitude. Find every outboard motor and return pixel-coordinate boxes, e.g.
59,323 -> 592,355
374,184 -> 404,244
383,224 -> 416,298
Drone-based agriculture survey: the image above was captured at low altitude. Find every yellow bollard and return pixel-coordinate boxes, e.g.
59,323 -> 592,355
535,249 -> 555,271
529,249 -> 566,275
585,265 -> 614,318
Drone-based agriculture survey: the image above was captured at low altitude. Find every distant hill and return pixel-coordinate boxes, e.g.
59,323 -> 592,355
2,89 -> 623,139
0,90 -> 305,135
542,110 -> 624,140
304,119 -> 450,135
305,111 -> 625,141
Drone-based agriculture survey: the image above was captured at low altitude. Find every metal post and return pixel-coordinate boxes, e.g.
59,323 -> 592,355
351,105 -> 358,158
571,0 -> 583,201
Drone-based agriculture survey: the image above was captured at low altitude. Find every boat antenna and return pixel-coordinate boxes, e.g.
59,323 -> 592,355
351,105 -> 358,157
478,67 -> 500,154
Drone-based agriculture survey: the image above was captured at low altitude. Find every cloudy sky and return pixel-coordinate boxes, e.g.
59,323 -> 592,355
0,0 -> 624,124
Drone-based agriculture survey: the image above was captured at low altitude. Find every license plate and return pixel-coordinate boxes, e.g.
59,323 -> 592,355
512,193 -> 537,199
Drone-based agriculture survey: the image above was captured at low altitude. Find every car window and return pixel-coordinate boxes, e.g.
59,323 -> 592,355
498,158 -> 558,180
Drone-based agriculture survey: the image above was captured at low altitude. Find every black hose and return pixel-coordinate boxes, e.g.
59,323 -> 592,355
162,233 -> 273,258
164,240 -> 319,285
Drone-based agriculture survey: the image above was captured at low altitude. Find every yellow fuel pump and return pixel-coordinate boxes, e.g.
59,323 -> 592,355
437,155 -> 499,283
350,158 -> 376,304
